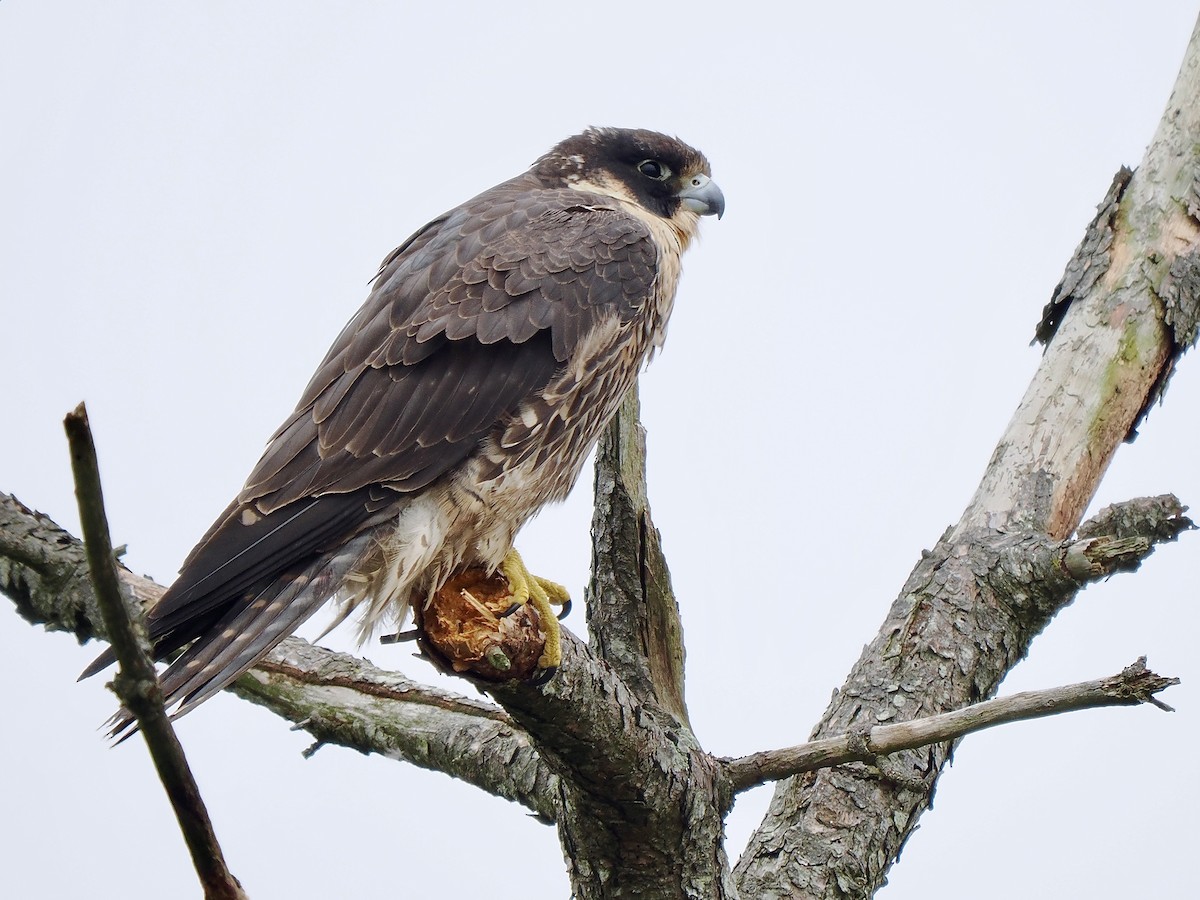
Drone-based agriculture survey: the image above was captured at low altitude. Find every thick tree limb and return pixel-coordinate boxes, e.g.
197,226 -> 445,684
734,503 -> 1191,897
235,639 -> 559,822
65,403 -> 248,900
488,635 -> 736,900
4,432 -> 1188,899
964,36 -> 1200,541
2,418 -> 732,899
2,388 -> 726,898
1,491 -> 112,641
6,27 -> 1198,894
0,490 -> 558,820
587,387 -> 689,724
472,385 -> 741,898
725,657 -> 1177,793
735,16 -> 1200,898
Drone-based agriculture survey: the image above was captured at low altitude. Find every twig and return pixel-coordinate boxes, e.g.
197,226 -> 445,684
64,403 -> 249,900
724,657 -> 1178,793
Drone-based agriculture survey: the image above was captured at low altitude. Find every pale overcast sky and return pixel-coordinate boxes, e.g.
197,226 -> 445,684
2,3 -> 1197,898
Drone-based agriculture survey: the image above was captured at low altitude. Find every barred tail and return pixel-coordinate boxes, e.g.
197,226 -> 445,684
107,531 -> 374,741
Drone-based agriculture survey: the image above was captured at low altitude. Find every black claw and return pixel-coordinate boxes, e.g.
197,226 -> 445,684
530,665 -> 557,687
556,597 -> 572,621
498,602 -> 523,618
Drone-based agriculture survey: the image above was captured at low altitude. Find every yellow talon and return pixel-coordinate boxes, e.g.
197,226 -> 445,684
500,549 -> 567,672
532,574 -> 570,607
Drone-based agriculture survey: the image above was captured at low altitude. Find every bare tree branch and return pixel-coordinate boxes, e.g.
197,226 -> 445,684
6,418 -> 1188,900
587,388 -> 689,725
5,24 -> 1198,894
964,48 -> 1200,542
735,15 -> 1200,897
734,499 -> 1192,897
487,634 -> 736,900
65,403 -> 248,900
473,385 -> 739,898
725,657 -> 1177,793
2,406 -> 735,898
234,639 -> 559,822
0,490 -> 558,819
1,491 -> 109,641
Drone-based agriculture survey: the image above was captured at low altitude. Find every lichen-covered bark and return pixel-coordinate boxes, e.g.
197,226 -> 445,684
4,484 -> 1186,899
0,491 -> 558,820
968,24 -> 1200,542
237,641 -> 559,821
490,638 -> 735,900
723,656 -> 1179,792
482,387 -> 732,898
1,492 -> 109,642
7,17 -> 1200,899
733,517 -> 1185,897
587,389 -> 689,725
734,15 -> 1200,897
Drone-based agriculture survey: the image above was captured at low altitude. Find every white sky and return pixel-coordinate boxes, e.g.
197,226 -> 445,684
2,2 -> 1197,897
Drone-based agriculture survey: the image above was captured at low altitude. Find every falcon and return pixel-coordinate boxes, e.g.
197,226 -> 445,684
85,127 -> 724,727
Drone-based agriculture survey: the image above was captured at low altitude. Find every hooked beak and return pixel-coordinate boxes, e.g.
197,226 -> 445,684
677,173 -> 725,219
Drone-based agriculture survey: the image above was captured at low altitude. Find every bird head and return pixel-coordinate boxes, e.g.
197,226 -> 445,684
536,127 -> 725,223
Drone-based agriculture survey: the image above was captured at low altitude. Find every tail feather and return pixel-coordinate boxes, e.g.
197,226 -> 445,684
107,532 -> 374,740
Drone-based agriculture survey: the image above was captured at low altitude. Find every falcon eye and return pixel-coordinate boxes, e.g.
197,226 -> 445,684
637,159 -> 671,181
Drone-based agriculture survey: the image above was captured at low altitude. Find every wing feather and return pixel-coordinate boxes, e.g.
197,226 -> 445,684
106,173 -> 661,674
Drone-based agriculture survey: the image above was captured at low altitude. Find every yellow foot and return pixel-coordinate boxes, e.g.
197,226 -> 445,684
500,549 -> 569,674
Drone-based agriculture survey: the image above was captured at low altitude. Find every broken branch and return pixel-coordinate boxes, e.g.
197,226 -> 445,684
65,403 -> 248,900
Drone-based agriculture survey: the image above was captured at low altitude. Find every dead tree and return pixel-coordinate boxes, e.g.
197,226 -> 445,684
5,15 -> 1200,900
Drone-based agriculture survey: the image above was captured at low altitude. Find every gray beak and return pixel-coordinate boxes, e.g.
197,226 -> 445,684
677,173 -> 726,219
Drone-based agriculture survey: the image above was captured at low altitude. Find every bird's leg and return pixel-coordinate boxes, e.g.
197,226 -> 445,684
500,549 -> 569,674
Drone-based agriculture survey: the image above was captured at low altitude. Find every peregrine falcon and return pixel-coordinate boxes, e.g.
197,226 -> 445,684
85,127 -> 724,728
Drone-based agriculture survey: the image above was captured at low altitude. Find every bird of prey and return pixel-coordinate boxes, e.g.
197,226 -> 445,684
84,127 -> 723,729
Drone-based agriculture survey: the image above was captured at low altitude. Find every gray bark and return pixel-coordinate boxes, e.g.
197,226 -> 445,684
734,14 -> 1200,897
489,389 -> 736,899
5,14 -> 1200,899
3,467 -> 1186,899
587,390 -> 689,726
66,405 -> 249,900
0,492 -> 560,822
724,656 -> 1178,792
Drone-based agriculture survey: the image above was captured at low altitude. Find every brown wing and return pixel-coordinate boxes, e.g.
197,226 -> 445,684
137,174 -> 660,651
